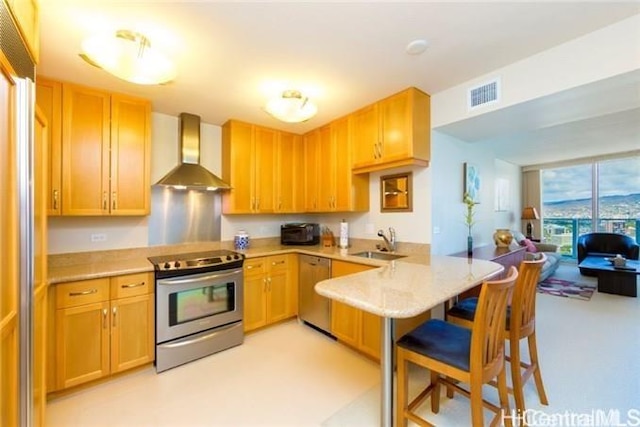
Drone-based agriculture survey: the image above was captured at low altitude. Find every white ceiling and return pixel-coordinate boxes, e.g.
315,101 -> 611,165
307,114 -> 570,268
37,1 -> 640,166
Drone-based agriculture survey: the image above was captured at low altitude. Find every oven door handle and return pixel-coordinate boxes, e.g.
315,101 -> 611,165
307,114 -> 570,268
157,268 -> 243,286
158,322 -> 240,349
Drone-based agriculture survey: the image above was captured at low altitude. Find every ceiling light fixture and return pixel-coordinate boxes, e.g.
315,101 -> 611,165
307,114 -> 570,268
80,29 -> 176,85
264,89 -> 317,123
406,39 -> 429,55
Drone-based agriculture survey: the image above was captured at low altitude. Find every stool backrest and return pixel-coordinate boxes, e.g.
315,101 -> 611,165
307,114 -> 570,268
470,266 -> 518,376
512,253 -> 546,338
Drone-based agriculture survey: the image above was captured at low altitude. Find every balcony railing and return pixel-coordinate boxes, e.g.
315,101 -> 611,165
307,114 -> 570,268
541,218 -> 640,258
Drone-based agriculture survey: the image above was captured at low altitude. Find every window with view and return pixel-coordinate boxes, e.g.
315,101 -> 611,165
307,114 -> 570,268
541,156 -> 640,258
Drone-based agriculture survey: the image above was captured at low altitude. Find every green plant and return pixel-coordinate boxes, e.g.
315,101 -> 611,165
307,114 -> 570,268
463,192 -> 478,236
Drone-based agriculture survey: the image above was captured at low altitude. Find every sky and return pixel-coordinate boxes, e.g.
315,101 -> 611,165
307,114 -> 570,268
542,157 -> 640,203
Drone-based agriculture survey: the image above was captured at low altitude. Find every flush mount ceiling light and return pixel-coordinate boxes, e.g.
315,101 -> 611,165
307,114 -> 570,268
80,30 -> 177,85
406,39 -> 429,55
264,90 -> 318,123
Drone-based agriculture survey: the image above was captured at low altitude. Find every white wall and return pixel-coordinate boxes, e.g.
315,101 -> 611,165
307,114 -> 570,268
429,131 -> 521,255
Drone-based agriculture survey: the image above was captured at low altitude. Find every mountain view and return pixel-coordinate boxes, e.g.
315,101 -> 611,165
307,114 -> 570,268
543,193 -> 640,218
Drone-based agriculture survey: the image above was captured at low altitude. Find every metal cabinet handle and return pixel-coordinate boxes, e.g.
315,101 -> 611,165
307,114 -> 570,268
112,307 -> 117,327
112,192 -> 117,210
69,288 -> 98,297
102,308 -> 108,329
53,189 -> 59,210
271,260 -> 285,266
267,277 -> 271,291
103,191 -> 107,210
121,281 -> 145,289
246,264 -> 262,270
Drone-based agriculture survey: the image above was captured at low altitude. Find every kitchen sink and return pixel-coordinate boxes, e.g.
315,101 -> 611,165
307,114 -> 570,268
350,251 -> 406,261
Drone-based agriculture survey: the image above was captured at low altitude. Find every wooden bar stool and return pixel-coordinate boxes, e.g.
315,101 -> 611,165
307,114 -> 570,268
396,267 -> 518,426
447,254 -> 549,416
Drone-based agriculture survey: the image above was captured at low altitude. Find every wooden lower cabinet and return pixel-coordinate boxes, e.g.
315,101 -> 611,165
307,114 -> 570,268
330,260 -> 430,360
49,273 -> 154,392
243,254 -> 298,332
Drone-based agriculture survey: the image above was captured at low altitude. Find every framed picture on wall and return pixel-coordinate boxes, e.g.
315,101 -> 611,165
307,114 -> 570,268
464,162 -> 481,203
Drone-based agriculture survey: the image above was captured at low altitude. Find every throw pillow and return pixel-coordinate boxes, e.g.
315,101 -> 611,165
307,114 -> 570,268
522,238 -> 538,253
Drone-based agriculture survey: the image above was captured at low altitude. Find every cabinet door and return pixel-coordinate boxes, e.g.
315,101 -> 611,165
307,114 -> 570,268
267,268 -> 290,324
110,294 -> 154,373
222,121 -> 254,213
351,104 -> 379,168
61,83 -> 110,215
379,89 -> 412,162
303,130 -> 320,211
331,301 -> 360,347
253,126 -> 277,213
332,116 -> 356,212
7,0 -> 39,62
110,95 -> 151,215
243,274 -> 267,332
55,301 -> 110,389
316,125 -> 334,211
35,77 -> 62,215
360,311 -> 381,359
33,285 -> 47,427
276,132 -> 303,213
0,60 -> 19,427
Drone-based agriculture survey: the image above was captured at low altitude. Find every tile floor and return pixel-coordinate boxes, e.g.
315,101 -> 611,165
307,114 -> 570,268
46,263 -> 640,426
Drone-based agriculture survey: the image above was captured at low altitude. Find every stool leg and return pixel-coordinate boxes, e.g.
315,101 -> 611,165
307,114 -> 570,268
396,350 -> 408,427
430,370 -> 441,414
510,337 -> 526,414
528,333 -> 549,405
497,367 -> 513,427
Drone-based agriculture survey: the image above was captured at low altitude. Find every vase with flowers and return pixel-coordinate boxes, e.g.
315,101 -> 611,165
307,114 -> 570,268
463,192 -> 478,255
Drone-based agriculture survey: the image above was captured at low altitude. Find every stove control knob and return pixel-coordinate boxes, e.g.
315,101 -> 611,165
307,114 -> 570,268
234,254 -> 241,260
163,262 -> 171,270
226,255 -> 232,261
175,261 -> 181,268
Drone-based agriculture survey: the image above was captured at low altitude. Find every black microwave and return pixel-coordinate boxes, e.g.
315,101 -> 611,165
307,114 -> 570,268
281,223 -> 320,245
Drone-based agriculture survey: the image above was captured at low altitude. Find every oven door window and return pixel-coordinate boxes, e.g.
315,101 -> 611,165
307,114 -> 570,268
168,281 -> 236,326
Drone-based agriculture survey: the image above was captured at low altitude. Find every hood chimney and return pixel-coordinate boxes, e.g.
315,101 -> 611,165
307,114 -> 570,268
155,113 -> 231,190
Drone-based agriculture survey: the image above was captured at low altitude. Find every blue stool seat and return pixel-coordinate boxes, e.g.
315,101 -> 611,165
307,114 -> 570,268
397,319 -> 471,372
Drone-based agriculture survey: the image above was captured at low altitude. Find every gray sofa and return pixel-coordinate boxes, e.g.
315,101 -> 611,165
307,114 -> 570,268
511,230 -> 561,282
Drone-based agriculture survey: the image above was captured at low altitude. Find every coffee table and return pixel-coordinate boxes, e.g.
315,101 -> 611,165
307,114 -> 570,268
577,256 -> 640,297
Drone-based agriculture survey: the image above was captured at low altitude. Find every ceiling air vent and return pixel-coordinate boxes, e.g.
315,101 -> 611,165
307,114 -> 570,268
468,78 -> 500,110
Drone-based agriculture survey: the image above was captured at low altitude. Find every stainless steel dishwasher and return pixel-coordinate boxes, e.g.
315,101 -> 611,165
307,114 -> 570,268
298,255 -> 332,334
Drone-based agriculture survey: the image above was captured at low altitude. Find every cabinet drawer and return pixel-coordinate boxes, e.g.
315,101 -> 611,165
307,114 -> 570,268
268,255 -> 289,271
110,272 -> 153,299
244,258 -> 267,276
56,278 -> 110,309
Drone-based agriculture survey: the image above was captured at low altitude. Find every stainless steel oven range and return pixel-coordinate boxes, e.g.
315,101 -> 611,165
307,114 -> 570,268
148,250 -> 245,372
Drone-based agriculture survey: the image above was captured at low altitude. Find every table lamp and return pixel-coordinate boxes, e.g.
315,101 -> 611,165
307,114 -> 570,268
521,207 -> 540,239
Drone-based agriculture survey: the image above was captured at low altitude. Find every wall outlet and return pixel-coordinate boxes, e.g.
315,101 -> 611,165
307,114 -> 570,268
433,226 -> 441,234
90,233 -> 107,242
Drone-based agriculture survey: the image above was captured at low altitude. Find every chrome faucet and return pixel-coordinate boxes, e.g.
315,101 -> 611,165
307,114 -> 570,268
377,228 -> 396,252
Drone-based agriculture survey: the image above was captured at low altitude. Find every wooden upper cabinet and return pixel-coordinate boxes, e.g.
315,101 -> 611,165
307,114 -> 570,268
305,119 -> 368,213
352,87 -> 430,174
59,82 -> 150,216
6,0 -> 40,63
275,131 -> 303,213
222,120 -> 279,214
110,94 -> 151,215
35,77 -> 62,215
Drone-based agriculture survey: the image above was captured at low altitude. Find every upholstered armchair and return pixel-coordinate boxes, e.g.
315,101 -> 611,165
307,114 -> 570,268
577,232 -> 640,276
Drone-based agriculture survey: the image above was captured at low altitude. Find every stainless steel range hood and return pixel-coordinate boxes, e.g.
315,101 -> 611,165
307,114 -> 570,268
155,113 -> 231,190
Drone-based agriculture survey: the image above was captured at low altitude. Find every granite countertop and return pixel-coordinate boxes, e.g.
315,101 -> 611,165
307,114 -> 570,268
47,238 -> 429,285
315,255 -> 504,318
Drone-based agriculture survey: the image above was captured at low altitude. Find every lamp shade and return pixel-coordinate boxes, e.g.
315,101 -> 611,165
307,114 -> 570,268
521,207 -> 540,220
80,30 -> 176,85
265,90 -> 317,123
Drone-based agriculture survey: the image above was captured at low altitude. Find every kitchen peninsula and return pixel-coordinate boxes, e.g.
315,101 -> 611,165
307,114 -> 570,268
315,256 -> 503,427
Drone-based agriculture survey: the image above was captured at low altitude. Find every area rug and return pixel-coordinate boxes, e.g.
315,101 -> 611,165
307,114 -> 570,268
537,277 -> 596,301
